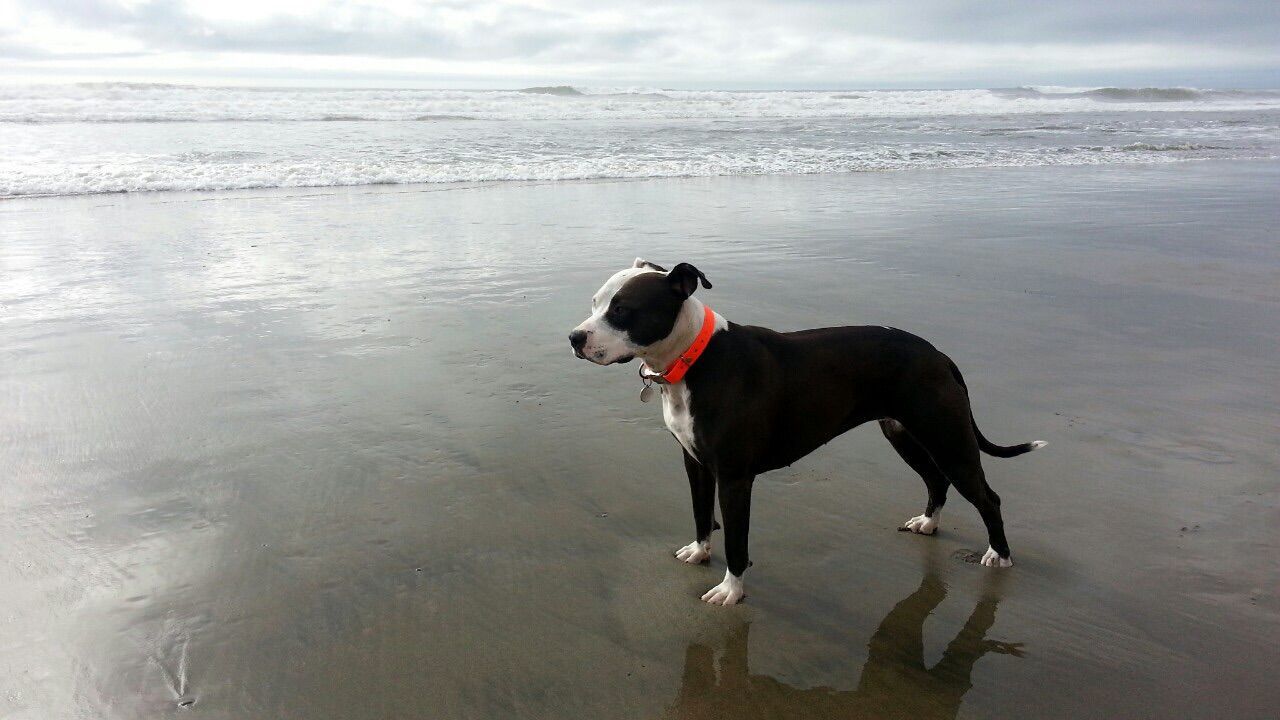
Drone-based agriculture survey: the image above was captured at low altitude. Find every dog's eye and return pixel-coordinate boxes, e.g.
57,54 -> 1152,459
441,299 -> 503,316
609,305 -> 631,321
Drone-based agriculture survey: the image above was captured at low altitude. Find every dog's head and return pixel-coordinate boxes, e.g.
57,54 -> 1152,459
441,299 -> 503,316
569,258 -> 712,365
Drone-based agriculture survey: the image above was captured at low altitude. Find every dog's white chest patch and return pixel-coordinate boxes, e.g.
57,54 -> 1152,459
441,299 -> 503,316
662,382 -> 698,459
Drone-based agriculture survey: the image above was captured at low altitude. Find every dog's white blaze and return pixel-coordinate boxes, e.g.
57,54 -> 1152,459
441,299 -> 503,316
662,381 -> 698,459
573,267 -> 658,364
701,570 -> 745,605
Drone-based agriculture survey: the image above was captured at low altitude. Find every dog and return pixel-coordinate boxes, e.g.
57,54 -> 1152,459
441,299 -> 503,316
569,259 -> 1045,606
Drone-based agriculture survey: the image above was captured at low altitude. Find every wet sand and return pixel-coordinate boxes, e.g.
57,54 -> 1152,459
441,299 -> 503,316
2,161 -> 1278,718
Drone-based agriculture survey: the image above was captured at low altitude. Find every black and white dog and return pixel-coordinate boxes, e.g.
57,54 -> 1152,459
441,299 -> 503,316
569,260 -> 1045,606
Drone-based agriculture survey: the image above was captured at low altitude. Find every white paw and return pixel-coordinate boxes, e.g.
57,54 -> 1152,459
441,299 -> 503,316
980,546 -> 1013,568
675,540 -> 711,564
900,512 -> 940,535
701,570 -> 745,606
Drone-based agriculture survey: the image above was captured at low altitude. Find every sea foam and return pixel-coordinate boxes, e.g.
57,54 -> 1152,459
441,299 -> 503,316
1,84 -> 1277,197
3,84 -> 1279,124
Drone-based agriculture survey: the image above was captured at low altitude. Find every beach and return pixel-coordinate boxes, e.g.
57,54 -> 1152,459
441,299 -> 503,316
2,160 -> 1279,718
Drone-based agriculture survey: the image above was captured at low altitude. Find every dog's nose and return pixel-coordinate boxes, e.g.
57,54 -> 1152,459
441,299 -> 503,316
568,329 -> 588,352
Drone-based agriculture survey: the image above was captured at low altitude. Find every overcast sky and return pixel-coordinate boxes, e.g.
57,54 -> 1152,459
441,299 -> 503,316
2,0 -> 1278,88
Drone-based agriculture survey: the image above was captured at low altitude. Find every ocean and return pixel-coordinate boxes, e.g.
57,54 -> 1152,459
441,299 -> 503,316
2,83 -> 1278,197
4,77 -> 1280,716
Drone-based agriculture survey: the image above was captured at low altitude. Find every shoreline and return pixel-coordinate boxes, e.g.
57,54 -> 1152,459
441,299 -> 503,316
4,154 -> 1278,205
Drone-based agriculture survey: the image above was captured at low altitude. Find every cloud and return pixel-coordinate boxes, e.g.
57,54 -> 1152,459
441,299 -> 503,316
788,0 -> 1280,45
1,0 -> 1277,87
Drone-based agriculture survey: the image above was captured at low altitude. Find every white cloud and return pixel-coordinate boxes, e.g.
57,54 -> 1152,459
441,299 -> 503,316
2,0 -> 1277,87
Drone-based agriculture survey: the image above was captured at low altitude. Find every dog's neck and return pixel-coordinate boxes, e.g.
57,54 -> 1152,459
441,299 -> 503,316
639,298 -> 725,375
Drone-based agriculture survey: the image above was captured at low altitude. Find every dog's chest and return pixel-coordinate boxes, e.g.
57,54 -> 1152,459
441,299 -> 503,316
661,383 -> 698,459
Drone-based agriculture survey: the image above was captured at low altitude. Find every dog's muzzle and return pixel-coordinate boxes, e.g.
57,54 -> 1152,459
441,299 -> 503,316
568,329 -> 587,359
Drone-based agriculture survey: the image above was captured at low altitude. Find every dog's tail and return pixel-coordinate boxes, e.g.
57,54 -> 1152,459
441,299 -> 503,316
973,421 -> 1047,458
947,360 -> 1047,459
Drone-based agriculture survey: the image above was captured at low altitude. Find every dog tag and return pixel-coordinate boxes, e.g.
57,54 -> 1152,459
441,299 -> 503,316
639,384 -> 655,403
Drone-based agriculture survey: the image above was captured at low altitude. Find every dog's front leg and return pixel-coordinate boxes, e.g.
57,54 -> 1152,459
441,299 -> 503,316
675,449 -> 716,564
702,472 -> 753,606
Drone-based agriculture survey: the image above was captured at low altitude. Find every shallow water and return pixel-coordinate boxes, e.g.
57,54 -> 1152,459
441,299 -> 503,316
3,84 -> 1280,196
1,162 -> 1278,718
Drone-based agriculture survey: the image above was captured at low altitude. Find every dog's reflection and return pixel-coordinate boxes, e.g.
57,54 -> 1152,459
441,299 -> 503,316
665,573 -> 1022,720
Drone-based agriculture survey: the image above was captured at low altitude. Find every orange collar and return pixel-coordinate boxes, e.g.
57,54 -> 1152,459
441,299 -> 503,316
642,305 -> 717,384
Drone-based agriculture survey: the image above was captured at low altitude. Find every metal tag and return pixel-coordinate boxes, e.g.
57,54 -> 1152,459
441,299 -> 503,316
639,384 -> 655,403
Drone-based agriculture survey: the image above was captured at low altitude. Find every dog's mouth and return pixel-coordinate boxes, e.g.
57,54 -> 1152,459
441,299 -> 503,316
574,350 -> 634,365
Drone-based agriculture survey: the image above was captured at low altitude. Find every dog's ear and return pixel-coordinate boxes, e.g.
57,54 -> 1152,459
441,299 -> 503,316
633,257 -> 667,272
667,263 -> 712,298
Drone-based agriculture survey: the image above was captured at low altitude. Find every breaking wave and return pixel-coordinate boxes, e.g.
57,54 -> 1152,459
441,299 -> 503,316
993,86 -> 1280,103
3,83 -> 1280,124
1,142 -> 1259,198
1,82 -> 1276,197
517,85 -> 584,96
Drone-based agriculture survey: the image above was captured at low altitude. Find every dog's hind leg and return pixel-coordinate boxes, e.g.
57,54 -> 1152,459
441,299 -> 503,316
881,419 -> 949,536
675,449 -> 717,564
901,410 -> 1013,567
